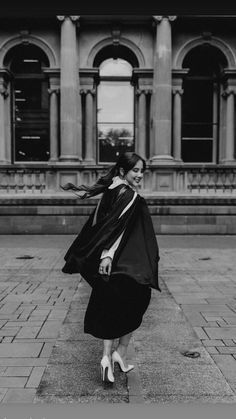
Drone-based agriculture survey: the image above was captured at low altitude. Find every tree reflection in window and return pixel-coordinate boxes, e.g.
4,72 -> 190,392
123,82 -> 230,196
97,58 -> 134,163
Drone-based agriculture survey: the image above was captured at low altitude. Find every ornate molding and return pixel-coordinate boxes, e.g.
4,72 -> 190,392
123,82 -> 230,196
202,31 -> 212,41
172,87 -> 184,96
0,86 -> 9,98
222,88 -> 236,98
57,16 -> 80,25
48,88 -> 60,96
136,88 -> 152,96
111,25 -> 121,47
80,88 -> 96,96
153,15 -> 177,25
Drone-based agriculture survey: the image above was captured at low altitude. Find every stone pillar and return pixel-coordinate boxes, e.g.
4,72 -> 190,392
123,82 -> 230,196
82,88 -> 96,163
172,88 -> 183,162
0,74 -> 10,164
57,15 -> 82,161
223,89 -> 235,163
151,15 -> 176,164
136,89 -> 147,159
48,87 -> 60,161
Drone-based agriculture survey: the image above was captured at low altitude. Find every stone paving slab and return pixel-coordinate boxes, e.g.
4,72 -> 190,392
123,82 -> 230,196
0,236 -> 236,403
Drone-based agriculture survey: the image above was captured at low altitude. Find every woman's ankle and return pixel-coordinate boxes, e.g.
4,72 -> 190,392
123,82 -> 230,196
116,344 -> 128,359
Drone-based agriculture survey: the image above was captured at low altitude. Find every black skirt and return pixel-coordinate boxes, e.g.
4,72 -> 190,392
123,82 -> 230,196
84,274 -> 151,339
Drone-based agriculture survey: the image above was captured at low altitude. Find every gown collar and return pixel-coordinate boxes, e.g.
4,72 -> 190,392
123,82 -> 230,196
108,176 -> 129,189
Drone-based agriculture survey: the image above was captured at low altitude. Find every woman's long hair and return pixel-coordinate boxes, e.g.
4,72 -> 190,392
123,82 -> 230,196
61,152 -> 146,199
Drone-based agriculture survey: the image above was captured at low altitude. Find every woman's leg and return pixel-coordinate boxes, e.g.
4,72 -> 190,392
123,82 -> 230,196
101,339 -> 115,383
103,339 -> 114,359
116,332 -> 132,367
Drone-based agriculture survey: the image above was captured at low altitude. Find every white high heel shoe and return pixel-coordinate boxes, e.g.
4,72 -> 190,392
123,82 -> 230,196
100,355 -> 114,384
111,350 -> 134,373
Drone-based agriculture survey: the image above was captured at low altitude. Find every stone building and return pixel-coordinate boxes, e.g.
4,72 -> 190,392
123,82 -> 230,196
0,15 -> 235,234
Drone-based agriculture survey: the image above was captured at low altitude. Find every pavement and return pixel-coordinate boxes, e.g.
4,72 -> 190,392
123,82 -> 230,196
0,234 -> 235,404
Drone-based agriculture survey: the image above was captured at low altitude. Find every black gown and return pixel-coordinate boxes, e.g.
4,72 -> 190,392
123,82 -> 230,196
62,183 -> 161,339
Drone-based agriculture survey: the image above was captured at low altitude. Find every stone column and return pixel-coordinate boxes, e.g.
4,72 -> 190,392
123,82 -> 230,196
82,88 -> 96,163
151,15 -> 176,164
172,87 -> 183,162
223,89 -> 235,163
136,89 -> 147,159
57,15 -> 81,161
0,75 -> 10,164
48,87 -> 60,161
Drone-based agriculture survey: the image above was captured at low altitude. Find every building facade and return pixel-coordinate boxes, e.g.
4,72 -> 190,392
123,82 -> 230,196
0,15 -> 236,234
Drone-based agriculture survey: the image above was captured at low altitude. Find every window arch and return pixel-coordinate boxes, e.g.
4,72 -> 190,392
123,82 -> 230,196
5,44 -> 50,162
181,45 -> 227,163
96,48 -> 137,163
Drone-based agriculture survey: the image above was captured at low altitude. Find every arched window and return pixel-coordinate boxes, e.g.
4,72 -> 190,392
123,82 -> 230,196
5,44 -> 50,162
97,55 -> 135,163
182,45 -> 227,163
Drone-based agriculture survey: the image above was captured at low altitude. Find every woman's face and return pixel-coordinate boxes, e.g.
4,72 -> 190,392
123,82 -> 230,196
124,159 -> 144,188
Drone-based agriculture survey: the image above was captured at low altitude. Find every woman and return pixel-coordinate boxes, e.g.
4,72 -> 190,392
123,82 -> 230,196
61,152 -> 161,385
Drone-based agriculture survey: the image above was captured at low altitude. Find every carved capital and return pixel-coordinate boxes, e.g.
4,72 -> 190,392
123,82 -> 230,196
48,88 -> 60,96
57,15 -> 80,25
172,87 -> 184,96
222,88 -> 236,98
153,15 -> 177,25
80,88 -> 96,96
0,83 -> 9,98
136,88 -> 152,97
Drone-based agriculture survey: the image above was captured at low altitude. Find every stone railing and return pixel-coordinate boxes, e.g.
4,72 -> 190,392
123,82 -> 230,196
0,165 -> 236,194
0,168 -> 47,193
175,166 -> 236,194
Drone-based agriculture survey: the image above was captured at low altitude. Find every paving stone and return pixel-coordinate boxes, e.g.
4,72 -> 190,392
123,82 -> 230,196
223,339 -> 236,346
0,358 -> 48,367
2,388 -> 36,403
193,327 -> 209,339
26,366 -> 45,388
0,388 -> 8,402
37,321 -> 62,339
212,355 -> 236,387
16,326 -> 41,339
204,328 -> 236,340
0,377 -> 28,387
3,366 -> 33,376
202,339 -> 225,346
0,343 -> 43,357
216,347 -> 236,354
0,327 -> 20,336
39,343 -> 54,358
2,337 -> 14,343
205,347 -> 219,354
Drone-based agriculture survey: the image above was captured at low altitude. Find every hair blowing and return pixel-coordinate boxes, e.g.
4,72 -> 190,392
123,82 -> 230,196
61,152 -> 146,199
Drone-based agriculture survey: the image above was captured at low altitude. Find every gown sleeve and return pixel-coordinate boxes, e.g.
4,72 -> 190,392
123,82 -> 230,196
62,184 -> 139,281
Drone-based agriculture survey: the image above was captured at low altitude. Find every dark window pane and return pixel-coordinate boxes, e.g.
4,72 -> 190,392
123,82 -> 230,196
182,79 -> 213,124
182,139 -> 213,163
182,123 -> 213,138
15,80 -> 48,111
15,123 -> 50,161
12,57 -> 49,162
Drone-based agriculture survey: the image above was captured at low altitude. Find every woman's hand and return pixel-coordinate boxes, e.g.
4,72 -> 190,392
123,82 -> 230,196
60,182 -> 76,191
99,257 -> 112,276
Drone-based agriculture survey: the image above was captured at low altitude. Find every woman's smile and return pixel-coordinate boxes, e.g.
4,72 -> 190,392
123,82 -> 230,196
124,160 -> 144,188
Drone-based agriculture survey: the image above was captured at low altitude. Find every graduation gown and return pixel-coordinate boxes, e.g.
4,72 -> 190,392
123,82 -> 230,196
62,182 -> 161,339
